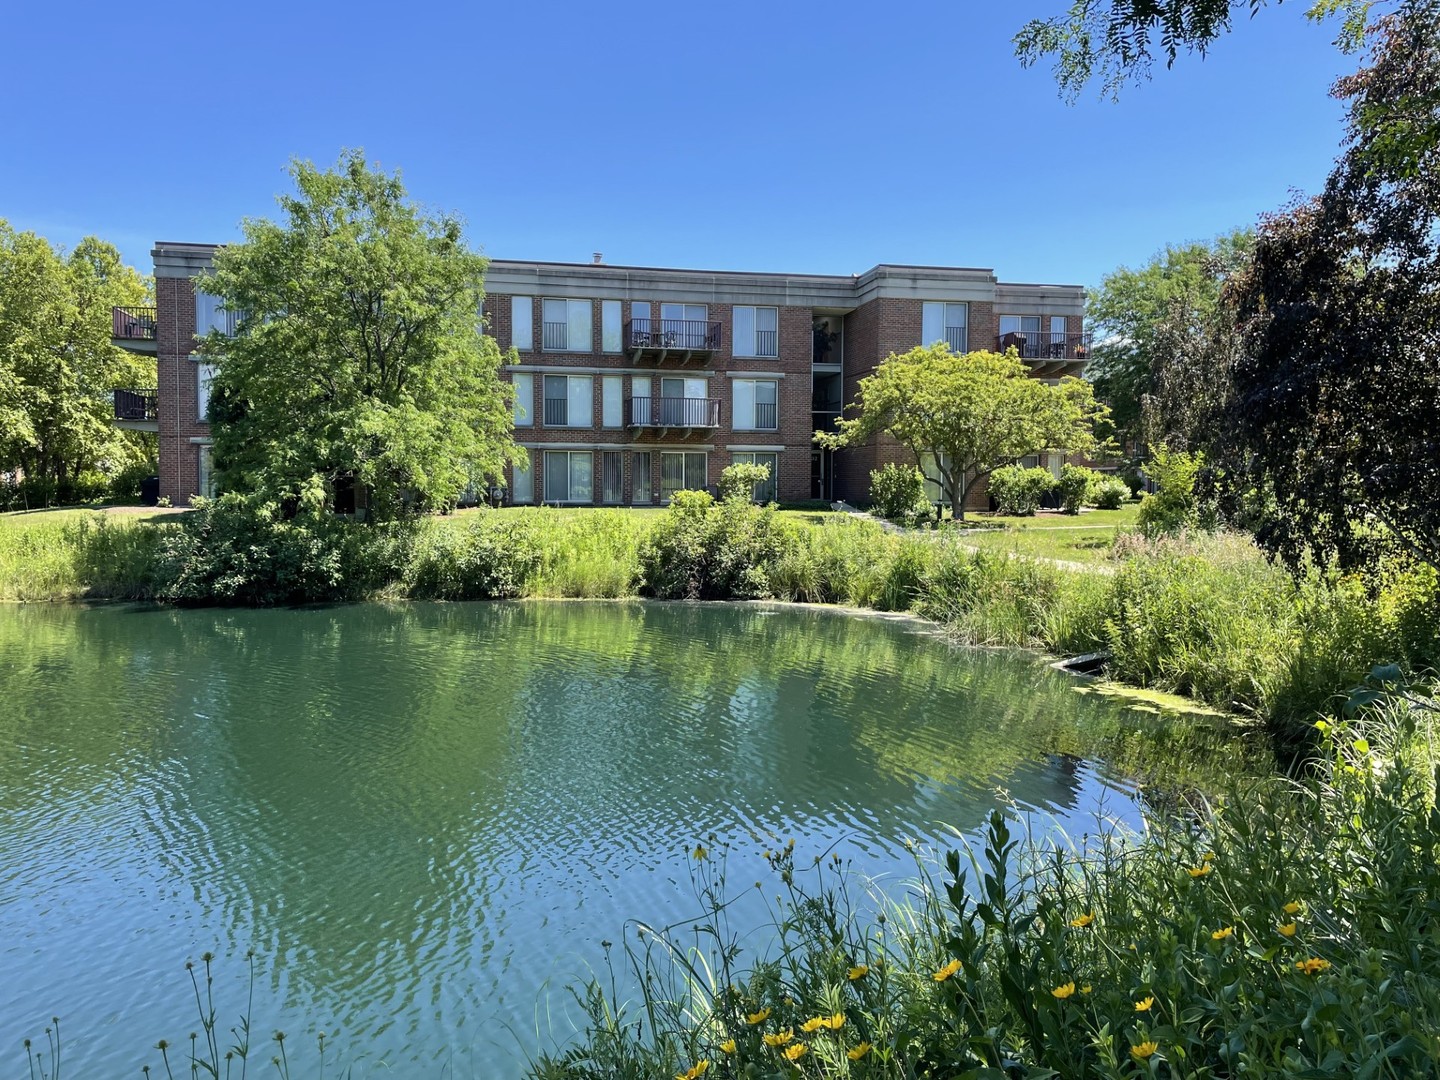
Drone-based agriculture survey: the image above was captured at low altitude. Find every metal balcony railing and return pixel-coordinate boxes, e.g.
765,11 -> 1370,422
542,321 -> 572,351
543,397 -> 571,426
113,306 -> 157,341
754,401 -> 777,430
753,328 -> 778,357
113,388 -> 158,422
627,396 -> 721,428
997,331 -> 1092,362
625,318 -> 722,353
945,327 -> 967,353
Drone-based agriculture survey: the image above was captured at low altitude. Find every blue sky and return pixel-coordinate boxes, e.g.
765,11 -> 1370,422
2,1 -> 1356,288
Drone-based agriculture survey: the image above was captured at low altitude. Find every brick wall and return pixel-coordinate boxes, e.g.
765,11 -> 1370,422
156,275 -> 211,505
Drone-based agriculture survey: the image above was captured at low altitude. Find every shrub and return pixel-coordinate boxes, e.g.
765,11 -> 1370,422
640,489 -> 796,600
718,461 -> 772,504
1056,464 -> 1100,515
988,465 -> 1056,516
407,511 -> 543,599
1136,445 -> 1205,535
1091,476 -> 1130,510
868,463 -> 929,523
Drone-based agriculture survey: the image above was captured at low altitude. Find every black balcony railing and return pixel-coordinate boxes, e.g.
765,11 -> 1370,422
627,396 -> 721,428
114,388 -> 158,422
754,401 -> 777,430
543,397 -> 570,426
113,306 -> 157,341
996,331 -> 1092,362
754,328 -> 778,357
625,318 -> 722,353
542,321 -> 570,351
945,327 -> 967,353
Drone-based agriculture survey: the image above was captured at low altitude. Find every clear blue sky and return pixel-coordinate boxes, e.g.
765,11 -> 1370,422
1,0 -> 1356,288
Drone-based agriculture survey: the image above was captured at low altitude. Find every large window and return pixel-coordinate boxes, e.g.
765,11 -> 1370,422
632,451 -> 652,504
196,362 -> 216,422
922,302 -> 968,353
511,452 -> 534,503
602,300 -> 622,353
543,374 -> 593,427
660,302 -> 709,349
542,298 -> 592,352
512,372 -> 533,427
733,306 -> 779,357
731,451 -> 778,504
197,446 -> 216,499
511,296 -> 533,351
602,452 -> 624,504
660,451 -> 707,500
194,287 -> 238,337
601,375 -> 623,428
543,450 -> 593,503
732,379 -> 778,431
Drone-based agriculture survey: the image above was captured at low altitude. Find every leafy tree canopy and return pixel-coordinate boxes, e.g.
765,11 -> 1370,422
202,150 -> 516,520
0,222 -> 152,500
815,345 -> 1108,520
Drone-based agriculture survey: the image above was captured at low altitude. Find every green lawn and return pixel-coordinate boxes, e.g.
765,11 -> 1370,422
948,501 -> 1141,564
0,506 -> 189,530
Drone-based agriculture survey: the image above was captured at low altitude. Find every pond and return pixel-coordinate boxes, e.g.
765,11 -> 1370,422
0,601 -> 1263,1076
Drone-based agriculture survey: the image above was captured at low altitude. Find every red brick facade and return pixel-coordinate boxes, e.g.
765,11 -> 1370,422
156,274 -> 213,504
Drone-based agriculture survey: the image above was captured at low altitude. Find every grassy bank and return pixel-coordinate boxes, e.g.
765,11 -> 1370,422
2,500 -> 1435,741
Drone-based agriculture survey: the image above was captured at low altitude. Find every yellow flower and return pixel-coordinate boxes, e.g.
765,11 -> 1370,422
719,1039 -> 736,1055
746,1007 -> 771,1025
1188,864 -> 1213,878
825,1013 -> 845,1031
800,1017 -> 824,1034
784,1043 -> 808,1061
692,844 -> 708,860
1278,922 -> 1298,937
933,958 -> 962,982
1069,912 -> 1095,928
676,1061 -> 710,1080
1296,957 -> 1332,975
1211,926 -> 1235,941
847,964 -> 870,981
1283,901 -> 1302,915
1131,1041 -> 1159,1060
762,1029 -> 793,1047
1051,982 -> 1076,1000
1081,985 -> 1093,994
1134,995 -> 1155,1012
848,1041 -> 872,1061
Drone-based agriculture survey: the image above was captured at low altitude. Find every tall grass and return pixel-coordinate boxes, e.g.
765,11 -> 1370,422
0,513 -> 162,601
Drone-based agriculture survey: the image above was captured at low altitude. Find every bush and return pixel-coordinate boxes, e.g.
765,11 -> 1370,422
1136,445 -> 1205,535
988,465 -> 1056,516
1091,477 -> 1130,510
640,489 -> 796,600
407,511 -> 543,599
1056,464 -> 1100,515
718,461 -> 772,504
868,463 -> 930,523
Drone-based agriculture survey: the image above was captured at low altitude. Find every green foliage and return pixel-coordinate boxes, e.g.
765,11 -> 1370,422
817,343 -> 1107,519
1092,477 -> 1131,510
407,511 -> 543,599
1136,446 -> 1205,535
1057,463 -> 1101,515
988,465 -> 1057,517
868,462 -> 930,522
0,513 -> 162,601
201,151 -> 516,519
717,461 -> 772,503
640,489 -> 796,601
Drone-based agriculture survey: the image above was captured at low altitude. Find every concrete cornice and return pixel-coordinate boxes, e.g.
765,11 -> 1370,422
994,281 -> 1087,316
153,243 -> 219,279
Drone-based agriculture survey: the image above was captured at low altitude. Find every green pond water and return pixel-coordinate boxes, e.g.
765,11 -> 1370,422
0,601 -> 1264,1076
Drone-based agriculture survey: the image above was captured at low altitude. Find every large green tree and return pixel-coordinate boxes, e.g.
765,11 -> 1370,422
1086,230 -> 1252,454
0,222 -> 153,502
202,151 -> 516,518
815,345 -> 1107,520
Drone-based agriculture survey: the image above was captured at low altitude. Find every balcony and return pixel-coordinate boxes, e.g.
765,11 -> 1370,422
112,306 -> 158,354
625,318 -> 721,364
113,388 -> 159,432
996,331 -> 1091,375
627,396 -> 721,430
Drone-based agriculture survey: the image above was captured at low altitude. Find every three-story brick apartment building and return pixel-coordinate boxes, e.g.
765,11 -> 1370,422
112,244 -> 1089,508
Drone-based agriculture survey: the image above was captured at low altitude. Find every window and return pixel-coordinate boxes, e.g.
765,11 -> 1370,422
731,451 -> 778,504
733,306 -> 779,357
602,451 -> 623,504
660,451 -> 707,500
601,300 -> 622,353
195,287 -> 237,337
543,450 -> 593,503
512,372 -> 533,427
731,379 -> 778,430
197,446 -> 216,499
659,376 -> 710,426
922,302 -> 967,353
511,297 -> 533,351
601,376 -> 623,428
631,375 -> 652,426
543,298 -> 592,352
196,362 -> 217,422
660,302 -> 709,349
632,451 -> 652,504
543,374 -> 593,427
511,452 -> 534,503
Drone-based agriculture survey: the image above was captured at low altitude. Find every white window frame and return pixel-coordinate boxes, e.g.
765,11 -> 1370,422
731,378 -> 779,431
512,371 -> 534,427
922,302 -> 968,353
660,451 -> 708,500
601,300 -> 622,353
543,450 -> 594,504
601,375 -> 624,429
542,374 -> 593,428
511,296 -> 533,351
733,305 -> 779,358
542,298 -> 592,353
511,451 -> 534,503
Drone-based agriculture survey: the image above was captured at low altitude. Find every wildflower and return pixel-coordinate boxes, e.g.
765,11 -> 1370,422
719,1039 -> 736,1055
1069,912 -> 1095,928
784,1043 -> 808,1061
933,958 -> 962,982
1188,864 -> 1213,878
1134,996 -> 1154,1012
762,1029 -> 794,1047
825,1013 -> 845,1030
800,1017 -> 824,1034
1283,901 -> 1302,915
847,964 -> 870,981
848,1042 -> 872,1061
1296,957 -> 1332,975
746,1007 -> 771,1025
1202,851 -> 1216,862
1131,1041 -> 1159,1060
1081,985 -> 1093,994
1278,922 -> 1298,937
1211,926 -> 1235,941
676,1061 -> 710,1080
1051,982 -> 1076,1000
692,844 -> 708,861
